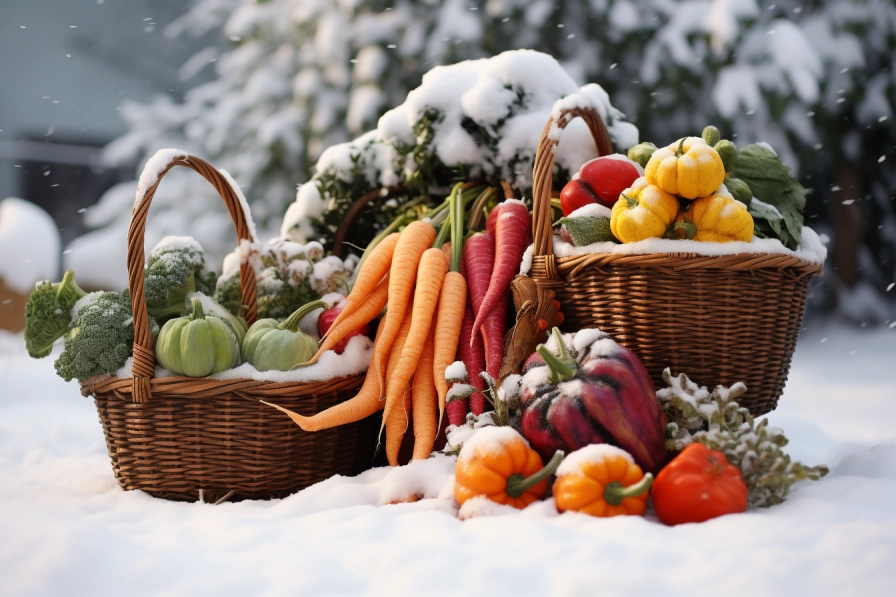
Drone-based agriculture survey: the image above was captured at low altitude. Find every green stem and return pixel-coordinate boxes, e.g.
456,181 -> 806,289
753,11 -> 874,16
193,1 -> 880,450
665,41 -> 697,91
57,269 -> 86,301
535,328 -> 576,384
505,450 -> 565,498
621,193 -> 638,209
675,138 -> 686,157
423,196 -> 451,220
603,473 -> 654,506
551,328 -> 571,361
466,187 -> 496,231
450,182 -> 467,272
279,300 -> 328,333
433,212 -> 452,249
190,298 -> 205,321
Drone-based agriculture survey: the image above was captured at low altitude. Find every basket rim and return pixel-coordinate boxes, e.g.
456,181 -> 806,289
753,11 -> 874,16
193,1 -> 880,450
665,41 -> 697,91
80,372 -> 365,400
539,249 -> 823,279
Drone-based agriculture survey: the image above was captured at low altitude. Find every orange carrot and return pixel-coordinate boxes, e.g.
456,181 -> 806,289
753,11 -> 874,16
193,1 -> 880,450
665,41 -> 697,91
371,221 -> 436,392
310,273 -> 390,363
382,305 -> 416,465
383,297 -> 415,388
385,383 -> 413,466
260,317 -> 387,431
432,271 -> 466,429
433,188 -> 470,428
412,323 -> 437,461
380,248 -> 447,430
323,232 -> 399,339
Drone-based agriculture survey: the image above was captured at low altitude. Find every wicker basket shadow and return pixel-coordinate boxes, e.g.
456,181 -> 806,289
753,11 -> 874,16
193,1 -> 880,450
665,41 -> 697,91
528,107 -> 822,416
80,154 -> 376,502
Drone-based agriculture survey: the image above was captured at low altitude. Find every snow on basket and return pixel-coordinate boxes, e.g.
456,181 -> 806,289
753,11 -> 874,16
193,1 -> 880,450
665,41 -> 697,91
527,106 -> 823,416
81,152 -> 377,503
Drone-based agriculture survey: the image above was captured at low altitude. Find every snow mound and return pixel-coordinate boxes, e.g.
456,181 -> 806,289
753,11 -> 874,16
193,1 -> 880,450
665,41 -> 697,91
0,198 -> 61,293
285,50 -> 639,243
134,148 -> 189,208
556,444 -> 636,477
551,226 -> 827,264
458,426 -> 528,461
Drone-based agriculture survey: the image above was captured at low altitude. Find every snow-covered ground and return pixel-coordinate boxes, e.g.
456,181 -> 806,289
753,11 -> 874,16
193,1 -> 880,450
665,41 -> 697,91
1,322 -> 894,596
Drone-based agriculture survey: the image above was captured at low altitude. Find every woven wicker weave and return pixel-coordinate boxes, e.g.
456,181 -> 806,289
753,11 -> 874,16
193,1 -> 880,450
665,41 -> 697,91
80,154 -> 376,502
529,107 -> 822,416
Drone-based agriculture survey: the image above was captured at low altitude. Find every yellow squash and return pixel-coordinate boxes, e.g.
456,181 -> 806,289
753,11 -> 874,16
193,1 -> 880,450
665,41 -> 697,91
610,177 -> 680,243
675,193 -> 754,243
645,137 -> 726,199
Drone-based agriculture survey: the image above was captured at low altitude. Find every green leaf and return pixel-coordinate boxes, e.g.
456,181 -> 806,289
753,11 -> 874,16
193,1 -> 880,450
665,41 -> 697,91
730,144 -> 805,250
556,215 -> 616,246
748,197 -> 785,239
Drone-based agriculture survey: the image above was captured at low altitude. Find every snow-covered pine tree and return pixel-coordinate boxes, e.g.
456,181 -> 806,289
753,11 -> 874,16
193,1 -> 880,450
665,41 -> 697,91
68,0 -> 895,315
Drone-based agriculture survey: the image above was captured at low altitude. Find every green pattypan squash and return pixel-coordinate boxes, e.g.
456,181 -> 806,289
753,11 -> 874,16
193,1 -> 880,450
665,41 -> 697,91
156,298 -> 240,377
243,300 -> 324,371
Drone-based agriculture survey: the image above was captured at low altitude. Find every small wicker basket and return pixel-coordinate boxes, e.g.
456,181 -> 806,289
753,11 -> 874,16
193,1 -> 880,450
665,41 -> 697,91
528,107 -> 822,416
80,154 -> 377,502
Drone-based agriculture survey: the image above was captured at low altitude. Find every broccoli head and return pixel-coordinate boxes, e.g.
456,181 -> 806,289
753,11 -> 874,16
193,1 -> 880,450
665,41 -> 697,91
24,270 -> 87,358
213,239 -> 327,320
54,289 -> 159,382
255,266 -> 319,320
215,266 -> 319,320
144,236 -> 218,324
213,271 -> 244,317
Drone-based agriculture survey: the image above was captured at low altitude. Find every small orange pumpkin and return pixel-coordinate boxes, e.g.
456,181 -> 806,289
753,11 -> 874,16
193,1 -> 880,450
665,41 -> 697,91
454,427 -> 563,510
553,444 -> 653,517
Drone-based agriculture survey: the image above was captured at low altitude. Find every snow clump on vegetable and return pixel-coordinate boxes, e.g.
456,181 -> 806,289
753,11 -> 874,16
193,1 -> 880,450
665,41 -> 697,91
285,49 -> 638,245
556,445 -> 636,478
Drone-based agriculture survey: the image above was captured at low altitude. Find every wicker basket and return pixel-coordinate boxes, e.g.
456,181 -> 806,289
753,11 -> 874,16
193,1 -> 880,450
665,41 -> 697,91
80,154 -> 377,502
528,107 -> 822,416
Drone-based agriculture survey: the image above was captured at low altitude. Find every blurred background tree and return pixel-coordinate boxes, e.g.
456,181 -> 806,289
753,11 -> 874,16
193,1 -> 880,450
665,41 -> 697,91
59,0 -> 894,320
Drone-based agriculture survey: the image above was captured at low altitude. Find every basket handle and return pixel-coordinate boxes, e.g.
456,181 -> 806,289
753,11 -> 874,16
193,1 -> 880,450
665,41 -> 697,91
531,106 -> 614,277
127,153 -> 258,403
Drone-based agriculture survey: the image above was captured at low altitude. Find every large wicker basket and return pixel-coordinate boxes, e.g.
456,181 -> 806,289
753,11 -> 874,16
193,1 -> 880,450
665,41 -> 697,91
528,107 -> 822,416
80,154 -> 377,502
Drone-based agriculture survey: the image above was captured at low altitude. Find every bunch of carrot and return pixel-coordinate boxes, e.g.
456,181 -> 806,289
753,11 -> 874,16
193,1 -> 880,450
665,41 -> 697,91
264,183 -> 481,465
446,197 -> 532,426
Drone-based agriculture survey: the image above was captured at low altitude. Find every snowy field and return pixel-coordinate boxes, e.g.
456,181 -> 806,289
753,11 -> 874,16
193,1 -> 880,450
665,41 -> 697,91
1,322 -> 895,597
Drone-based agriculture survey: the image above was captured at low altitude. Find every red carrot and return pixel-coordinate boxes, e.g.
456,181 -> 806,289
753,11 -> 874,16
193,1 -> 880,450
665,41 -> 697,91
481,288 -> 510,379
445,388 -> 468,427
485,203 -> 502,239
463,232 -> 494,344
457,302 -> 487,416
471,200 -> 531,343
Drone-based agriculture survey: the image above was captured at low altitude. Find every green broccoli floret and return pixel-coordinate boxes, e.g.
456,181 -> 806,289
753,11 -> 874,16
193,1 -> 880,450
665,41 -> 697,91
24,270 -> 88,358
144,236 -> 218,323
213,240 -> 325,320
255,266 -> 319,320
213,271 -> 244,317
54,289 -> 159,382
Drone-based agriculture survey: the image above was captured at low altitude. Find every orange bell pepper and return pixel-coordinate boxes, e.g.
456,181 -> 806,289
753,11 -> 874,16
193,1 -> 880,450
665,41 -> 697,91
651,442 -> 748,525
553,445 -> 654,517
454,427 -> 564,510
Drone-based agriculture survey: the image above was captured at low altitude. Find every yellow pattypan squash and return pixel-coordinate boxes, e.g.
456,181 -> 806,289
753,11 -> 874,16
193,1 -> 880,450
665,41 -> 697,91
645,137 -> 726,199
674,194 -> 754,243
610,177 -> 680,243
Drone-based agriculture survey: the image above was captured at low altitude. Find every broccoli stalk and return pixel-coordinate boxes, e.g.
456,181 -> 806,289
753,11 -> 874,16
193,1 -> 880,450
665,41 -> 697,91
24,270 -> 88,358
144,237 -> 218,324
54,289 -> 159,382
